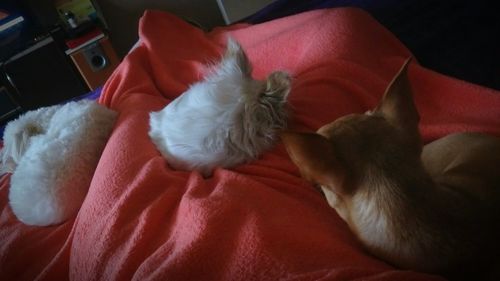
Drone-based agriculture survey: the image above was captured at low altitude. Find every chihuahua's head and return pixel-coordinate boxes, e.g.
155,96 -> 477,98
282,59 -> 419,211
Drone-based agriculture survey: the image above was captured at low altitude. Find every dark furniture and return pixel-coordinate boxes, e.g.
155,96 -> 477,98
1,35 -> 88,110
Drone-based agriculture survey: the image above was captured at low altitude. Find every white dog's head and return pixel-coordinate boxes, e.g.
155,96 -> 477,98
206,38 -> 291,161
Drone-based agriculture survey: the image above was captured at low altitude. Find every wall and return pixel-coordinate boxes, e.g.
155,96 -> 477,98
216,0 -> 275,24
94,0 -> 225,57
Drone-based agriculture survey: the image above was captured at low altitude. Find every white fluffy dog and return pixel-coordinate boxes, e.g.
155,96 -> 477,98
149,38 -> 291,176
0,99 -> 117,226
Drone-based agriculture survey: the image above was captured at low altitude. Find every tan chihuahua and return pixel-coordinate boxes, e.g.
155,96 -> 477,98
282,59 -> 500,280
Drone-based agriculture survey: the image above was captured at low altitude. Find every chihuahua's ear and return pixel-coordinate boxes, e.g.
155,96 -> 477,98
281,132 -> 343,189
375,58 -> 419,133
222,37 -> 252,76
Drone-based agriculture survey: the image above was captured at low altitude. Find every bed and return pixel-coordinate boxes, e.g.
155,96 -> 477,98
1,4 -> 500,281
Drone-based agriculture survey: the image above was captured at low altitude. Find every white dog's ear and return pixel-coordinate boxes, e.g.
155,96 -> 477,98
262,71 -> 291,102
222,37 -> 252,76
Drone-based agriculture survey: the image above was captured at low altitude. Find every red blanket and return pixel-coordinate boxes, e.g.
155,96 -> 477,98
2,8 -> 500,281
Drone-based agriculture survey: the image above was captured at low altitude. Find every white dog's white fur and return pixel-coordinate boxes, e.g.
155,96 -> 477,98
149,38 -> 291,176
0,99 -> 117,226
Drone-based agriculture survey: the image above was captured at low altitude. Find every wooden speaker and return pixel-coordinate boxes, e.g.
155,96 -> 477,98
69,36 -> 119,90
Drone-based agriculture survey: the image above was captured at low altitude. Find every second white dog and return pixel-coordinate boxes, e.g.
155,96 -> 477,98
1,99 -> 117,226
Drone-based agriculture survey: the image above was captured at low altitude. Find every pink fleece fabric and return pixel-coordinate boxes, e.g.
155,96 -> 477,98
1,8 -> 500,281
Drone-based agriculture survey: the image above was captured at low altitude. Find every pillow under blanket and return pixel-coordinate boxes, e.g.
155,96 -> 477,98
0,100 -> 117,226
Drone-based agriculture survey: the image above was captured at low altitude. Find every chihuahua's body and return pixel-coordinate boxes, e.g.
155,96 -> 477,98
282,59 -> 500,279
